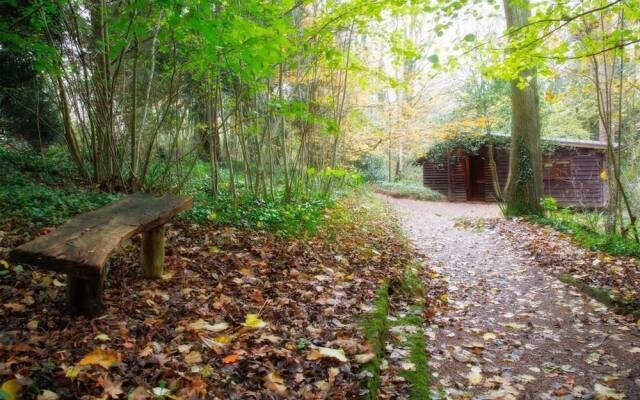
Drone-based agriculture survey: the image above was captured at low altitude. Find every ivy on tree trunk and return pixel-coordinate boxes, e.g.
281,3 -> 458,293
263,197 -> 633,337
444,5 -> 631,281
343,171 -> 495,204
502,0 -> 543,216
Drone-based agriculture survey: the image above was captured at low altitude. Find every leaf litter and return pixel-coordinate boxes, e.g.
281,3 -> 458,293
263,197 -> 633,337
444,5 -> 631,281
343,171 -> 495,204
0,196 -> 424,399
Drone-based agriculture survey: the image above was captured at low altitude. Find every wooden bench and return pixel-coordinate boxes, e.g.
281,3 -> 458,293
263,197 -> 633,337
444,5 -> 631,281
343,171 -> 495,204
9,193 -> 193,316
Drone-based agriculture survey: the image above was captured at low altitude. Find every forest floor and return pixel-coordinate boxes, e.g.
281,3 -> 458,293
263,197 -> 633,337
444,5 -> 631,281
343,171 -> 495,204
383,197 -> 640,399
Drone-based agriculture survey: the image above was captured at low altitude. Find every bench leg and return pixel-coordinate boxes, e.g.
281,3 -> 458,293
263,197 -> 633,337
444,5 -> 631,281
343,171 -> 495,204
68,275 -> 104,316
142,224 -> 165,278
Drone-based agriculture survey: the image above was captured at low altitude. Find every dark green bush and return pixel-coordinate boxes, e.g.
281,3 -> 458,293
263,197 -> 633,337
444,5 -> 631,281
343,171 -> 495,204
0,145 -> 117,227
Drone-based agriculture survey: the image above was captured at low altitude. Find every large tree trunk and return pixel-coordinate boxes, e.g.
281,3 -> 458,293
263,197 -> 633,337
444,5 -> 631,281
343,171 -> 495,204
502,0 -> 543,216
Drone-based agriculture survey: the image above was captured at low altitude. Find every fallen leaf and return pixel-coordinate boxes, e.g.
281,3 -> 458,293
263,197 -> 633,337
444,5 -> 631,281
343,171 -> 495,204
468,366 -> 483,385
482,332 -> 497,340
307,347 -> 347,363
243,314 -> 266,329
37,390 -> 59,400
187,319 -> 229,333
152,387 -> 171,397
223,354 -> 239,364
594,383 -> 625,399
504,322 -> 526,330
77,349 -> 121,369
328,367 -> 340,385
95,333 -> 110,342
0,379 -> 21,400
185,351 -> 202,365
354,353 -> 375,364
98,376 -> 123,399
263,371 -> 287,395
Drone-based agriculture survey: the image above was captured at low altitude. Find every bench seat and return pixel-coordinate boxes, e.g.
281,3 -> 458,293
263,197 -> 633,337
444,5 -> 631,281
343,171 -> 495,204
10,193 -> 193,316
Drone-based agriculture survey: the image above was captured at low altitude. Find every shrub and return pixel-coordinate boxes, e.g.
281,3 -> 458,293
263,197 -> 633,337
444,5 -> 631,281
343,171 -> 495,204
373,181 -> 445,201
353,154 -> 386,182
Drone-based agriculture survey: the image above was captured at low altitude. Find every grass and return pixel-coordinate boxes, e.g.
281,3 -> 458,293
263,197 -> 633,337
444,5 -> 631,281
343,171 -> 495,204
372,181 -> 445,201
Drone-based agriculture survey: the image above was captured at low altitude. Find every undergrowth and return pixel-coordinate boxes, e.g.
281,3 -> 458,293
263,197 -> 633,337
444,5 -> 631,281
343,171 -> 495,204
529,212 -> 640,257
0,145 -> 118,228
0,144 -> 339,236
373,181 -> 445,202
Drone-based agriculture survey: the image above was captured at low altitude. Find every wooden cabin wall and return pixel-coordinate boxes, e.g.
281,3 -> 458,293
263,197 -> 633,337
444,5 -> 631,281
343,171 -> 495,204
543,148 -> 605,207
422,145 -> 606,207
452,154 -> 468,202
422,161 -> 449,197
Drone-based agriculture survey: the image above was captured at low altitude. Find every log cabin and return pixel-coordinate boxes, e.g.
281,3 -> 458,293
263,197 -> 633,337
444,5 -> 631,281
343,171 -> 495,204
418,136 -> 609,208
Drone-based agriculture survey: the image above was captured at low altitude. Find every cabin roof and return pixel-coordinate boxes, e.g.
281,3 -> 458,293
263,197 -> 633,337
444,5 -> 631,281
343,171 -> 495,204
490,133 -> 609,150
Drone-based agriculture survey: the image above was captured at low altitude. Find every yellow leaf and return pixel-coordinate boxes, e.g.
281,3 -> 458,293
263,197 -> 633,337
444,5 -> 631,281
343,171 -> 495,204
243,314 -> 266,329
64,366 -> 80,380
77,349 -> 121,369
482,332 -> 497,341
600,169 -> 608,181
0,260 -> 9,269
214,335 -> 231,345
468,366 -> 483,385
1,379 -> 21,400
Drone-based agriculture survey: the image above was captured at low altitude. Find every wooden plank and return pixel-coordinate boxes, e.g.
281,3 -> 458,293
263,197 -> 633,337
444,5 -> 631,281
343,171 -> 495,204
10,193 -> 193,277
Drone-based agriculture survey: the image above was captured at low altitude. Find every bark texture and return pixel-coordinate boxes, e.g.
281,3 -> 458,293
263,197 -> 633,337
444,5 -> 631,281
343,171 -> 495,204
503,0 -> 543,216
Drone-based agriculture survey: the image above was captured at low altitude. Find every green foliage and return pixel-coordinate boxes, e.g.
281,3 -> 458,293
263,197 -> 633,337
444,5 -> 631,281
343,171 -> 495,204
374,181 -> 445,202
540,197 -> 558,212
422,131 -> 511,165
185,190 -> 334,237
530,209 -> 640,257
0,145 -> 118,227
353,154 -> 386,182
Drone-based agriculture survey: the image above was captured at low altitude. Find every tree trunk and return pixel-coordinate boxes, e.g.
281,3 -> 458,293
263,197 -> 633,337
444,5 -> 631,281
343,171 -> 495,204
502,0 -> 543,216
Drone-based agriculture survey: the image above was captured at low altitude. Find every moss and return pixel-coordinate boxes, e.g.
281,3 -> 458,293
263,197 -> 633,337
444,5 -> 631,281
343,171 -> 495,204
399,332 -> 430,400
558,275 -> 617,307
360,283 -> 390,400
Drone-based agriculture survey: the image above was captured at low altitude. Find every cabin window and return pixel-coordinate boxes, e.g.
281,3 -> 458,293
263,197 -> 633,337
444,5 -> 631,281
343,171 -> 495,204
544,160 -> 571,180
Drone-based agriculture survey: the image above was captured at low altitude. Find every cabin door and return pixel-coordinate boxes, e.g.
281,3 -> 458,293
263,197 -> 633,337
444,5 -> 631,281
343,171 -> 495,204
467,156 -> 486,201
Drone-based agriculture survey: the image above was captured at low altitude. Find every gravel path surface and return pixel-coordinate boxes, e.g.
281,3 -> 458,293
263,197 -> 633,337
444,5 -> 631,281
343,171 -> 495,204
382,196 -> 640,399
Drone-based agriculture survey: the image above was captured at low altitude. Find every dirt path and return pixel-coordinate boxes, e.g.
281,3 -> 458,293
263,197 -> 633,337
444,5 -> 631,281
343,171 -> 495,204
382,196 -> 640,399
